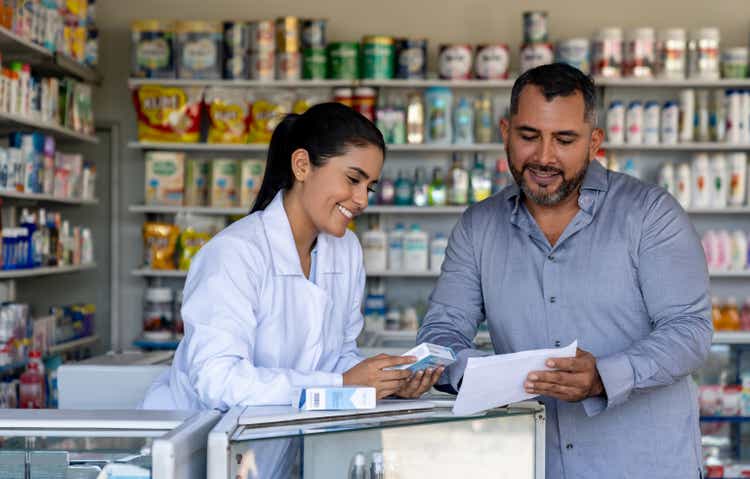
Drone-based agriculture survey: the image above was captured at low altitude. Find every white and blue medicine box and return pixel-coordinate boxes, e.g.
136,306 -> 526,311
394,343 -> 456,372
296,387 -> 376,411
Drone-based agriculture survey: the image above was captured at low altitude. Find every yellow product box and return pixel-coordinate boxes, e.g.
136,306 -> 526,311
185,158 -> 210,206
210,159 -> 239,207
240,159 -> 266,209
145,152 -> 185,206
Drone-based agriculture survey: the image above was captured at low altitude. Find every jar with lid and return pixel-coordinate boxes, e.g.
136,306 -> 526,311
624,28 -> 655,78
143,287 -> 174,341
722,47 -> 749,79
688,27 -> 720,80
656,28 -> 686,80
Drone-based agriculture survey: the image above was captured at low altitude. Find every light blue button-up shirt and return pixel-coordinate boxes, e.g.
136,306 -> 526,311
418,160 -> 712,478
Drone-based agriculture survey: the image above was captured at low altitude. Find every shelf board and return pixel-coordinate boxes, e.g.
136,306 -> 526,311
709,271 -> 750,278
47,335 -> 99,355
0,191 -> 98,205
597,78 -> 750,88
365,205 -> 467,214
387,143 -> 504,152
133,339 -> 181,350
360,79 -> 515,88
128,141 -> 504,153
686,207 -> 750,214
372,330 -> 490,342
0,112 -> 98,143
129,204 -> 248,215
0,27 -> 100,83
128,78 -> 354,88
602,142 -> 750,151
366,270 -> 440,278
699,415 -> 750,423
132,268 -> 187,278
0,263 -> 96,280
713,331 -> 750,345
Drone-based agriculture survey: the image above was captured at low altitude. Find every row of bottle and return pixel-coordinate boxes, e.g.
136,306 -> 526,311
376,89 -> 500,145
371,154 -> 512,207
363,285 -> 424,332
712,297 -> 750,331
658,153 -> 748,209
606,90 -> 750,145
702,230 -> 749,272
1,207 -> 94,270
350,451 -> 387,479
362,223 -> 448,273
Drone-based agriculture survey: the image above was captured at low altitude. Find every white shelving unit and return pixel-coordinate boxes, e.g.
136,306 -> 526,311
0,112 -> 98,143
0,191 -> 98,205
128,141 -> 504,153
595,78 -> 750,88
127,78 -> 516,89
0,263 -> 96,280
132,268 -> 188,278
712,331 -> 750,345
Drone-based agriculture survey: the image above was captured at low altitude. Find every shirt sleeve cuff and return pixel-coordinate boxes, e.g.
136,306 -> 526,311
444,348 -> 491,391
594,351 -> 634,412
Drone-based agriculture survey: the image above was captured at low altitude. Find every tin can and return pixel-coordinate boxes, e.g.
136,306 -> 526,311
275,16 -> 300,53
688,28 -> 720,80
474,44 -> 510,79
302,19 -> 326,49
303,48 -> 327,79
223,21 -> 249,50
327,42 -> 359,79
276,51 -> 301,80
523,11 -> 548,43
224,49 -> 249,79
131,19 -> 175,78
624,28 -> 655,78
362,35 -> 395,79
592,27 -> 623,78
556,38 -> 590,74
644,101 -> 660,144
722,47 -> 749,79
248,20 -> 274,52
520,43 -> 553,74
395,38 -> 427,79
625,101 -> 644,145
656,28 -> 686,80
334,87 -> 353,107
606,101 -> 625,144
249,50 -> 274,81
353,87 -> 377,121
438,44 -> 473,80
175,21 -> 223,80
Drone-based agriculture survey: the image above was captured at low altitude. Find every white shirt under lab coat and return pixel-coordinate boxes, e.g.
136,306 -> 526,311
141,190 -> 366,411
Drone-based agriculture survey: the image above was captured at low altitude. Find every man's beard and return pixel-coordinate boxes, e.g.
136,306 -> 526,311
507,146 -> 589,206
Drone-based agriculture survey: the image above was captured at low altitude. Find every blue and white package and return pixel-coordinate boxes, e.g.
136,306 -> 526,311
394,343 -> 456,372
295,387 -> 376,411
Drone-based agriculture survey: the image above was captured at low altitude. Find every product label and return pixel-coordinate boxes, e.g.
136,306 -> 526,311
137,38 -> 169,69
182,39 -> 218,70
399,48 -> 426,75
439,46 -> 472,79
475,46 -> 509,79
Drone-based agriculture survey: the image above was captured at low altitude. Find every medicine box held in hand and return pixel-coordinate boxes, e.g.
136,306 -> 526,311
394,343 -> 456,372
295,387 -> 376,411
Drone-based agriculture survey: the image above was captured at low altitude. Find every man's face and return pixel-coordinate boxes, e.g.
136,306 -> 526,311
500,85 -> 603,207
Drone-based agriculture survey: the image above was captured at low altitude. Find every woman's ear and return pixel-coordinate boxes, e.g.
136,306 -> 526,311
291,148 -> 311,182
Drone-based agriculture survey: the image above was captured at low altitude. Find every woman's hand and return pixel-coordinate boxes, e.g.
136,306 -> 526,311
395,367 -> 445,398
343,354 -> 416,399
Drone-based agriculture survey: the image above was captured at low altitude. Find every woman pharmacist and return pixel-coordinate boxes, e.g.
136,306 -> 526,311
141,102 -> 443,411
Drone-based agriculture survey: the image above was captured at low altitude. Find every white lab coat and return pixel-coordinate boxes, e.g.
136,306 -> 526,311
141,190 -> 366,411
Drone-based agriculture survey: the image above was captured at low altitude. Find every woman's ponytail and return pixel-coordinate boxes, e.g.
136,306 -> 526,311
251,114 -> 300,213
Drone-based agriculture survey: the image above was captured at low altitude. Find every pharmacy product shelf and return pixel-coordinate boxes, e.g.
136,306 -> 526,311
132,269 -> 188,278
129,205 -> 248,216
0,263 -> 96,280
365,206 -> 468,214
128,141 -> 504,153
0,191 -> 98,205
387,143 -> 504,152
597,78 -> 750,88
0,112 -> 98,143
366,270 -> 440,278
360,79 -> 515,88
47,335 -> 99,355
128,78 -> 515,89
0,26 -> 100,83
713,332 -> 750,345
601,142 -> 750,151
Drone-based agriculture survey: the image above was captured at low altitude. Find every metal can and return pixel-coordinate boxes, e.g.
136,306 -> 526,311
688,28 -> 720,80
624,28 -> 655,78
249,50 -> 274,81
131,19 -> 175,78
438,44 -> 473,80
660,101 -> 679,144
362,35 -> 395,79
474,44 -> 510,79
592,27 -> 623,78
625,101 -> 644,145
275,16 -> 300,53
656,28 -> 686,80
334,87 -> 353,107
523,11 -> 548,43
644,101 -> 660,144
556,38 -> 590,74
722,47 -> 749,79
248,20 -> 274,52
224,49 -> 249,79
353,87 -> 377,122
276,51 -> 301,80
327,42 -> 359,79
395,38 -> 427,79
520,43 -> 554,74
302,19 -> 326,49
223,21 -> 249,50
303,48 -> 327,79
606,101 -> 625,144
175,21 -> 223,80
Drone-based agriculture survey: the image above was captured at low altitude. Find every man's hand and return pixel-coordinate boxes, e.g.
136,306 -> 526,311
524,348 -> 604,402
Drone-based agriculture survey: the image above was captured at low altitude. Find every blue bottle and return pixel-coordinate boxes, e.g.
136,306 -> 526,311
453,97 -> 474,144
394,169 -> 413,206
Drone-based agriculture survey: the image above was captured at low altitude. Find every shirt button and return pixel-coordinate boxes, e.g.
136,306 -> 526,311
554,340 -> 561,347
550,296 -> 556,303
566,443 -> 573,450
547,254 -> 555,261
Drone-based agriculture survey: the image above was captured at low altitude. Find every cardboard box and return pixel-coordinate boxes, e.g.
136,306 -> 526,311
145,152 -> 185,206
239,159 -> 265,208
210,158 -> 238,207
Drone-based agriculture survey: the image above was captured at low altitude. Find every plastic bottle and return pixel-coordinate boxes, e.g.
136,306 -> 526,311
412,167 -> 429,206
729,152 -> 747,206
406,93 -> 424,144
712,297 -> 724,330
622,158 -> 639,179
378,171 -> 395,205
722,297 -> 742,331
625,101 -> 644,144
740,298 -> 750,331
428,167 -> 447,206
492,158 -> 511,194
710,153 -> 728,208
470,154 -> 492,203
606,100 -> 625,144
28,350 -> 45,399
424,87 -> 452,144
388,224 -> 405,271
675,163 -> 692,208
404,224 -> 429,271
430,233 -> 449,272
643,101 -> 660,145
350,452 -> 367,479
660,101 -> 679,144
453,97 -> 474,144
679,89 -> 695,143
691,154 -> 711,208
370,451 -> 385,479
731,231 -> 748,271
38,209 -> 50,266
363,225 -> 387,272
46,214 -> 58,267
716,229 -> 732,271
19,361 -> 44,408
474,93 -> 493,143
394,169 -> 413,206
385,307 -> 402,331
448,154 -> 469,205
713,89 -> 726,142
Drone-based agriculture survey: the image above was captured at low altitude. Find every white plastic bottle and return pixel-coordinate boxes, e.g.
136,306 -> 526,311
716,229 -> 732,271
675,163 -> 692,208
727,90 -> 742,144
430,233 -> 449,272
729,152 -> 747,206
710,153 -> 728,208
731,231 -> 748,271
691,153 -> 711,208
362,227 -> 387,272
659,162 -> 676,196
403,224 -> 429,271
387,223 -> 405,271
660,101 -> 679,144
643,101 -> 660,144
350,452 -> 367,479
625,101 -> 644,144
606,101 -> 625,144
679,89 -> 695,143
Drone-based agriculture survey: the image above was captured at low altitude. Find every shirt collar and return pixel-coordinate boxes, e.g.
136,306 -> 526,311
260,191 -> 341,276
